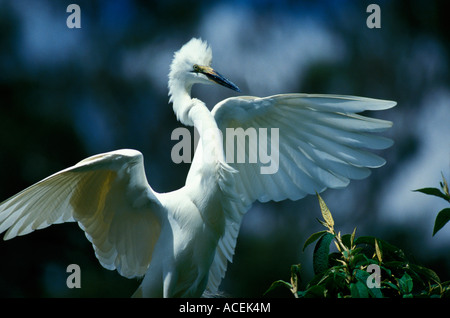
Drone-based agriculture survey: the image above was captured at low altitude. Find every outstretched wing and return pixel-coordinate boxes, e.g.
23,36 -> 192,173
206,94 -> 396,292
0,149 -> 163,278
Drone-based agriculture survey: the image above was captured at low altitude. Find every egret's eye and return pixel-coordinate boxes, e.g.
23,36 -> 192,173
193,64 -> 201,72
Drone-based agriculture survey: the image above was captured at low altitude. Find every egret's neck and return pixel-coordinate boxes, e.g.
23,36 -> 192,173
169,80 -> 224,159
169,82 -> 219,131
169,81 -> 195,127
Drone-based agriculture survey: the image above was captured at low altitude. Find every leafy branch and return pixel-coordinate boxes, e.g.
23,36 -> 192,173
414,173 -> 450,236
265,192 -> 450,298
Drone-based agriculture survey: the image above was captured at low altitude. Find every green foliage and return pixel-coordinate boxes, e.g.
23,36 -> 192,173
266,192 -> 450,298
414,173 -> 450,236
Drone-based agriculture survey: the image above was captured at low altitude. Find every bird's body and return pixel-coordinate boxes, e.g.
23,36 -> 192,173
0,38 -> 396,297
136,156 -> 230,297
134,188 -> 223,297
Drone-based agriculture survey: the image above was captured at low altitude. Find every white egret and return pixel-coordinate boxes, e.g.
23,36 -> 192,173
0,38 -> 396,297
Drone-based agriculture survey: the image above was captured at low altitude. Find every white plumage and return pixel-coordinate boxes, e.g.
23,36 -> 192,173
0,38 -> 396,297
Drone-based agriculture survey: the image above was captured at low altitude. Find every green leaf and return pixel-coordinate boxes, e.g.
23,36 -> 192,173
383,260 -> 408,271
264,280 -> 292,295
313,232 -> 335,275
433,208 -> 450,236
350,281 -> 369,298
384,281 -> 399,291
352,253 -> 376,268
316,193 -> 334,230
409,263 -> 441,284
328,268 -> 349,290
303,230 -> 328,251
355,236 -> 405,260
398,272 -> 413,294
354,268 -> 384,298
302,285 -> 326,298
368,285 -> 384,298
414,187 -> 450,201
379,264 -> 392,277
354,268 -> 371,282
341,233 -> 352,249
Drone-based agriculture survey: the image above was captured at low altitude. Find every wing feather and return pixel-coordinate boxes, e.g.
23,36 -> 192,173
205,93 -> 396,293
0,149 -> 164,278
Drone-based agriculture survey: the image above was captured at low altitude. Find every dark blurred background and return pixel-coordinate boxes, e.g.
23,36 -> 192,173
0,0 -> 449,297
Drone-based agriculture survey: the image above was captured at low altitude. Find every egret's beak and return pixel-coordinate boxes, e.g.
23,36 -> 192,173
194,65 -> 240,92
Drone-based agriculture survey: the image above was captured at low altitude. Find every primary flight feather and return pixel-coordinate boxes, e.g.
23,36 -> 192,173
0,38 -> 396,297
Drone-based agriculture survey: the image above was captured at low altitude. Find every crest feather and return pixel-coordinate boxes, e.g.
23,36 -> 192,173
170,38 -> 212,78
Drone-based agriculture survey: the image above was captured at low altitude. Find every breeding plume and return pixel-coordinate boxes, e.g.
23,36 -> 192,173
0,38 -> 396,297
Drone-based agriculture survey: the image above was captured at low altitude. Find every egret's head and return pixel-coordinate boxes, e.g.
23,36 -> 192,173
168,38 -> 240,98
